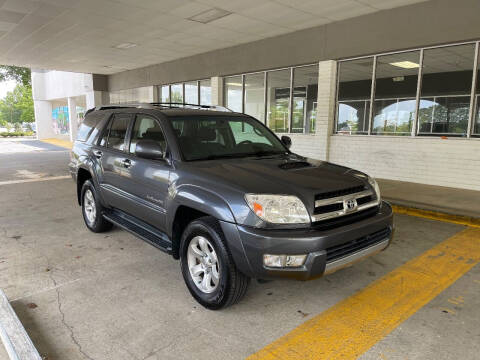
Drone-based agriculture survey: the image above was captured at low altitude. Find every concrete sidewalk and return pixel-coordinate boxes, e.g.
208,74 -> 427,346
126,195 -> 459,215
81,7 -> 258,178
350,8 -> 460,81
379,179 -> 480,219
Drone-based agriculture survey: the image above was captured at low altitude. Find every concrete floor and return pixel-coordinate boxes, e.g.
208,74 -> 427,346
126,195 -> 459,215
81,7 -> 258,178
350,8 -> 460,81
0,139 -> 479,359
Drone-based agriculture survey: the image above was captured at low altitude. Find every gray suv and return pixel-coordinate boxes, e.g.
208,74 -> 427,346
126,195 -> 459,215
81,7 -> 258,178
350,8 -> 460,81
69,103 -> 393,309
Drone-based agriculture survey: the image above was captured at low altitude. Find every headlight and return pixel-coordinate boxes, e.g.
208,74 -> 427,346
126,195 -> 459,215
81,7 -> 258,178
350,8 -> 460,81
245,194 -> 310,224
368,176 -> 381,204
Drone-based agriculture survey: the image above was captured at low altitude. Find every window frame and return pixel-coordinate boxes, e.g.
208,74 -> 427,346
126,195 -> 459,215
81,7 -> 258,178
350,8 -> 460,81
222,63 -> 318,134
127,113 -> 170,160
97,112 -> 133,152
335,40 -> 480,139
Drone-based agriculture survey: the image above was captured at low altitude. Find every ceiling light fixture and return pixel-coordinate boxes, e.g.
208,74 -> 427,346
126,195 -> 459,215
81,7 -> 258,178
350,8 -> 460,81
113,42 -> 137,49
188,8 -> 231,24
389,61 -> 419,69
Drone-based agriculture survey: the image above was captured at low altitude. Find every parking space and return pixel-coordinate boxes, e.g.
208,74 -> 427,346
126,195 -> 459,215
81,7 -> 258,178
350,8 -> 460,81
1,146 -> 479,359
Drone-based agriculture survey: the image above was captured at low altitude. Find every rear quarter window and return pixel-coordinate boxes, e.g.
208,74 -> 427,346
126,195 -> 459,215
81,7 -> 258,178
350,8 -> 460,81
76,112 -> 105,143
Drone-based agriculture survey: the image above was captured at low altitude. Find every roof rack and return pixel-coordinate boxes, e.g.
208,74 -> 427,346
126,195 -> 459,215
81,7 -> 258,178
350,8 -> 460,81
150,102 -> 232,112
92,103 -> 233,112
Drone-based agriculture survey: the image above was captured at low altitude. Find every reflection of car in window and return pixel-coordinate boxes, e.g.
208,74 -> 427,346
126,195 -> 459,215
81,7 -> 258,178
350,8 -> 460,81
70,103 -> 393,310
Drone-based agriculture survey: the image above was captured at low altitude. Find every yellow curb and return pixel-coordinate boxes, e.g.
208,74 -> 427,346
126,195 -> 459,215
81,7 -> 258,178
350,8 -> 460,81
41,138 -> 73,149
392,204 -> 480,228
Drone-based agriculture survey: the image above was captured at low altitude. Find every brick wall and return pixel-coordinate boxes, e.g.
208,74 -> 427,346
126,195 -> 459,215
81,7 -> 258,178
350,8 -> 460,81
289,133 -> 480,191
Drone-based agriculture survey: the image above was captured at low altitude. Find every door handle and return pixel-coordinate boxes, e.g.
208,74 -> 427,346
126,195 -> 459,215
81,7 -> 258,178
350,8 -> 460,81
122,159 -> 132,168
93,150 -> 103,159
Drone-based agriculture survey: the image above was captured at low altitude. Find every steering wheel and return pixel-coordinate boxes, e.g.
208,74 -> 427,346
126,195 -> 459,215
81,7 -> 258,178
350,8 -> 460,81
238,140 -> 253,146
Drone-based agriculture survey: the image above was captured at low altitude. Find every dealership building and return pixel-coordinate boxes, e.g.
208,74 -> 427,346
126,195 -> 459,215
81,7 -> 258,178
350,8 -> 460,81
27,0 -> 480,191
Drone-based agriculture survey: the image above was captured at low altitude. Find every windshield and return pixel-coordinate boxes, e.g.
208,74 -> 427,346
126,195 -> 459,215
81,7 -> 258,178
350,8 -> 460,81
169,115 -> 288,161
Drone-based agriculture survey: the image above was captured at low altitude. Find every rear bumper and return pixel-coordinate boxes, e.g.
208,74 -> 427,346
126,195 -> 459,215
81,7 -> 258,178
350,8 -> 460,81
221,201 -> 394,280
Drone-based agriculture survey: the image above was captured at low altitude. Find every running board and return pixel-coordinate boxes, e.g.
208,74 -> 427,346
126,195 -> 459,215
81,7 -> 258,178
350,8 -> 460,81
103,210 -> 172,254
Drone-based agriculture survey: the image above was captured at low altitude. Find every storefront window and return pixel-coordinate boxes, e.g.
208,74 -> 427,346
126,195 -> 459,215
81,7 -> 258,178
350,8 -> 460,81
418,44 -> 475,136
184,82 -> 198,105
170,84 -> 183,103
224,76 -> 242,112
293,65 -> 318,133
200,79 -> 211,105
372,51 -> 420,135
267,69 -> 290,133
244,73 -> 265,122
160,85 -> 169,103
336,58 -> 373,134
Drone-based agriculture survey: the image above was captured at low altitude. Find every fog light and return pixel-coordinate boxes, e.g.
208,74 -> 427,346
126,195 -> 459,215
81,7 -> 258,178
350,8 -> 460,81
263,254 -> 307,268
286,255 -> 307,267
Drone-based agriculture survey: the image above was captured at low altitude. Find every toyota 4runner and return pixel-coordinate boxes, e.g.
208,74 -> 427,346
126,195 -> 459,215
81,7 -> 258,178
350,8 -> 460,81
69,103 -> 393,310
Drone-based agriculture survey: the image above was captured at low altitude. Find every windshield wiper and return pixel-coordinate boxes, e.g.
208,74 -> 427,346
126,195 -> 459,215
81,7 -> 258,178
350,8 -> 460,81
248,151 -> 286,158
193,153 -> 249,161
190,151 -> 286,161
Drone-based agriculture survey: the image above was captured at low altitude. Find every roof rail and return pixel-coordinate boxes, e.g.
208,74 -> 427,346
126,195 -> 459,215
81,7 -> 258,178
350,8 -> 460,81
149,102 -> 233,112
91,102 -> 233,112
94,103 -> 156,111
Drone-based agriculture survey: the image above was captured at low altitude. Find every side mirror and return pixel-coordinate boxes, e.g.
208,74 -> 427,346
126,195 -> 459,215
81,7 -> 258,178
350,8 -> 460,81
135,139 -> 164,160
281,135 -> 292,149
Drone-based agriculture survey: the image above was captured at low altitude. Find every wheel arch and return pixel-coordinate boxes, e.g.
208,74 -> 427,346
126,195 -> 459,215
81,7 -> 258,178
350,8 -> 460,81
168,186 -> 236,259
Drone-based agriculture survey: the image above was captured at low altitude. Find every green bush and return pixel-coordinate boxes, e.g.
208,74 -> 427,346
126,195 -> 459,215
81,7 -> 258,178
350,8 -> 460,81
0,131 -> 34,137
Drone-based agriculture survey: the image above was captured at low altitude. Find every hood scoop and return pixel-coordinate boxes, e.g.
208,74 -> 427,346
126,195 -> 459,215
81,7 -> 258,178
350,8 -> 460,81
279,161 -> 313,170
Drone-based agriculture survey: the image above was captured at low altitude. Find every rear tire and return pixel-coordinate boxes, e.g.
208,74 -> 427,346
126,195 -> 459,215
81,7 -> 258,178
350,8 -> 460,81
81,179 -> 112,233
180,216 -> 250,310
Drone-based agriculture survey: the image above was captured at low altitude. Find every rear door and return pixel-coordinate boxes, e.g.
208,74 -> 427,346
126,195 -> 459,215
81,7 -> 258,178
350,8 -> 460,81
95,112 -> 134,211
119,113 -> 171,231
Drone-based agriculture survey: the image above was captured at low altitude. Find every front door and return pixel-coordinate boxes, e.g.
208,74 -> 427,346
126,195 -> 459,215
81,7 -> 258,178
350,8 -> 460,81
119,113 -> 171,231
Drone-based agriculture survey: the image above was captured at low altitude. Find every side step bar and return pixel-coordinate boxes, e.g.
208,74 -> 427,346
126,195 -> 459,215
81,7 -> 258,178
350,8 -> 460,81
103,210 -> 172,254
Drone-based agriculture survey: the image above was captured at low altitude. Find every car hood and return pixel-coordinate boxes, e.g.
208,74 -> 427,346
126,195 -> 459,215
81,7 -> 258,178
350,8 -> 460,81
180,154 -> 368,210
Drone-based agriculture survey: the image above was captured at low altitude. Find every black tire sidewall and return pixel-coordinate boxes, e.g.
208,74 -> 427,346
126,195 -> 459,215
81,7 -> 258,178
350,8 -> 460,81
81,180 -> 104,232
180,220 -> 230,309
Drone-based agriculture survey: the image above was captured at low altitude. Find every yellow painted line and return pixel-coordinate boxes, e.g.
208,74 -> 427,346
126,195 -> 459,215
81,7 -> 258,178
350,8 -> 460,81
41,138 -> 73,149
392,204 -> 480,228
247,227 -> 480,360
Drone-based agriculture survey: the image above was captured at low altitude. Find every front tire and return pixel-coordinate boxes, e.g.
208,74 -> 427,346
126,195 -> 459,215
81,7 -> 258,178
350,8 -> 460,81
180,216 -> 250,310
81,179 -> 112,233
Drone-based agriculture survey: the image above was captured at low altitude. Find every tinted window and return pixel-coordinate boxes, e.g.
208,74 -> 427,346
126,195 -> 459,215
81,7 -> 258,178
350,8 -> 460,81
77,114 -> 98,142
130,115 -> 166,154
105,114 -> 130,151
169,116 -> 287,161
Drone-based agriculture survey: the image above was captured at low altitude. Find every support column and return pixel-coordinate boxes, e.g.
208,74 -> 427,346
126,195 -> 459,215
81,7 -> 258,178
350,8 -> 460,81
34,100 -> 54,140
86,90 -> 109,109
210,76 -> 223,106
68,97 -> 78,142
315,60 -> 337,161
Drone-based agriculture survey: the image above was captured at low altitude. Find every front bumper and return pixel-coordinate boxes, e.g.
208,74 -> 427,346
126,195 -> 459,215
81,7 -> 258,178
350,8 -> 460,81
221,201 -> 394,280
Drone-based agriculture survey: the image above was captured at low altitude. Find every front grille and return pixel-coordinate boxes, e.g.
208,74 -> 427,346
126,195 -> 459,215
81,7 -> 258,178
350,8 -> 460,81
312,206 -> 379,231
326,227 -> 391,262
315,185 -> 366,201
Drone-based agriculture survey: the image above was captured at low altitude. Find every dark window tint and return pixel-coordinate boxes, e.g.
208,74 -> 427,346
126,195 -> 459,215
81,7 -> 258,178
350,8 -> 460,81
77,114 -> 100,142
106,114 -> 130,151
130,115 -> 166,154
98,117 -> 111,147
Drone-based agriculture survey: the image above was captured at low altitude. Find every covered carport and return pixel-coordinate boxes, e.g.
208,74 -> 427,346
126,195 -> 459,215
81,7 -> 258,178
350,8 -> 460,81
1,0 -> 480,359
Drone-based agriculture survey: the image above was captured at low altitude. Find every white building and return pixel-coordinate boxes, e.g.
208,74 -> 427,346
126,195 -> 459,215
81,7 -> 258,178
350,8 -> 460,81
32,70 -> 109,141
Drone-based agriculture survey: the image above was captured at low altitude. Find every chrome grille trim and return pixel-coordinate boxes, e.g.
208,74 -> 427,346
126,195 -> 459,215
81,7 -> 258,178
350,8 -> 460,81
314,189 -> 373,207
312,189 -> 380,222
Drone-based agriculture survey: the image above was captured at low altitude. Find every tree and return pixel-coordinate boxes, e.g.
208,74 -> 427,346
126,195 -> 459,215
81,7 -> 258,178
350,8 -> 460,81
0,84 -> 34,124
0,65 -> 31,87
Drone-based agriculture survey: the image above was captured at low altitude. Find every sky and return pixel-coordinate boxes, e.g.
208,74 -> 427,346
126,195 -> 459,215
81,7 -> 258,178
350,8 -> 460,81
0,80 -> 17,99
